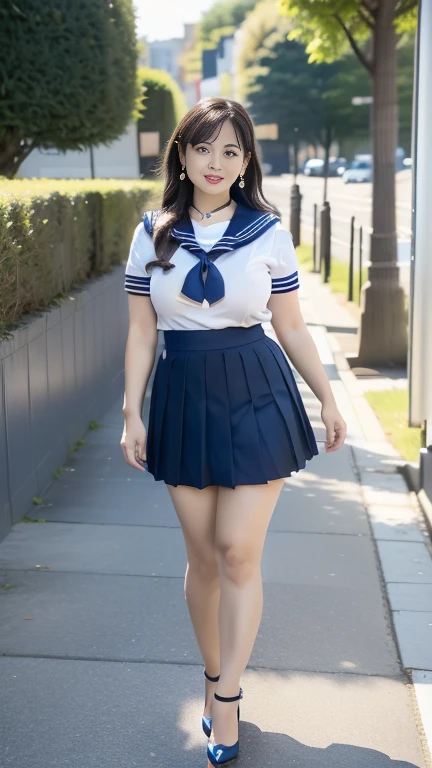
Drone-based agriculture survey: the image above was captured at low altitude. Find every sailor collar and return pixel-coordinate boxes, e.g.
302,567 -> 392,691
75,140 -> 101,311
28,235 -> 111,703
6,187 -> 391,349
144,203 -> 280,306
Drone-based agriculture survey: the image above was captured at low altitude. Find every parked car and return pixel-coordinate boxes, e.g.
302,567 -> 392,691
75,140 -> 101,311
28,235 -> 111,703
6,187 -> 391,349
303,158 -> 325,176
303,157 -> 347,177
343,159 -> 373,184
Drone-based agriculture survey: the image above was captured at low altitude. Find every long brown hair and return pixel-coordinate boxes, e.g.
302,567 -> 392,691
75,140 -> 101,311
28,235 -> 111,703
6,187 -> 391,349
145,97 -> 279,273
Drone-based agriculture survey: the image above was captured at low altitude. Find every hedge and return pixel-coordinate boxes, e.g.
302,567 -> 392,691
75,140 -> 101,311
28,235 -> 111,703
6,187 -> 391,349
138,67 -> 188,175
0,179 -> 162,335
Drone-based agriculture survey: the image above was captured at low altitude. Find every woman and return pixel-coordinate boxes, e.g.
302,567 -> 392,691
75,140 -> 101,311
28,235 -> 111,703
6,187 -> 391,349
121,97 -> 346,766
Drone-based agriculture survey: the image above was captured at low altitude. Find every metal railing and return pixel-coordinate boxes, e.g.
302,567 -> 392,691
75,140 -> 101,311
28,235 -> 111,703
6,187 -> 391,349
310,202 -> 366,304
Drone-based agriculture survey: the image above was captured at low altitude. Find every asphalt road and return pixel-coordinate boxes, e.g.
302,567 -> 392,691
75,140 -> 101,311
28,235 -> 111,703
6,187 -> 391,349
263,171 -> 412,293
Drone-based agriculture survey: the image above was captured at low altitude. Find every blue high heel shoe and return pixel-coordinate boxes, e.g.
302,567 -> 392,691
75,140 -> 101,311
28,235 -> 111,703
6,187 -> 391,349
202,669 -> 220,738
207,687 -> 243,766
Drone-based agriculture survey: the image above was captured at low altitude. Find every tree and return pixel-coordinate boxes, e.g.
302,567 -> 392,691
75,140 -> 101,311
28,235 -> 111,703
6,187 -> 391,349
138,68 -> 187,176
279,0 -> 418,366
248,35 -> 370,185
0,0 -> 141,178
236,0 -> 291,102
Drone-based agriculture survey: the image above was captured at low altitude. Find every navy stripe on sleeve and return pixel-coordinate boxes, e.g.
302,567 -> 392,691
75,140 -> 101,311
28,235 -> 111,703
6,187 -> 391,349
124,274 -> 151,296
271,270 -> 299,294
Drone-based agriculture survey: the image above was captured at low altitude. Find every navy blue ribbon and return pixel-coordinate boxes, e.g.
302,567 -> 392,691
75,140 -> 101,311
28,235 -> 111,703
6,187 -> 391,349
170,203 -> 280,306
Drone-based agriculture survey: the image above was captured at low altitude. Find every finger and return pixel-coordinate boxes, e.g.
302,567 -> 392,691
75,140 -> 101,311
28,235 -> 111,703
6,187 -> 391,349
122,445 -> 145,471
327,424 -> 346,451
136,439 -> 147,461
325,424 -> 335,445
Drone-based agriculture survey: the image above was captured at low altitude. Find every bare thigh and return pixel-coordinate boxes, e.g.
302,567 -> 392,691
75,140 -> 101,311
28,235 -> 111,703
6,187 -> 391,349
215,479 -> 285,570
166,484 -> 219,573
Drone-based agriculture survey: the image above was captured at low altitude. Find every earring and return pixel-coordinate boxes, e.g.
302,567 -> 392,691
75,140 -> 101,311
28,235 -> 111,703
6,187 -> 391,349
239,173 -> 245,188
180,165 -> 186,181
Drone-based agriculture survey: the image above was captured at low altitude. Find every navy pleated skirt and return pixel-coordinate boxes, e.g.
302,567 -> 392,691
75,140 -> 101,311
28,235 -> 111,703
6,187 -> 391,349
146,324 -> 319,488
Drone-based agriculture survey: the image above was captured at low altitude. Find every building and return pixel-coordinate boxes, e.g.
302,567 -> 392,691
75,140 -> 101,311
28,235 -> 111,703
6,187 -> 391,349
17,123 -> 140,180
200,35 -> 236,100
149,38 -> 185,87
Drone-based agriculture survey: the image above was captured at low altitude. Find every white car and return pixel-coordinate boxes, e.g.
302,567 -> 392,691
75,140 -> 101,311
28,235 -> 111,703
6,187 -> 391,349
343,160 -> 372,184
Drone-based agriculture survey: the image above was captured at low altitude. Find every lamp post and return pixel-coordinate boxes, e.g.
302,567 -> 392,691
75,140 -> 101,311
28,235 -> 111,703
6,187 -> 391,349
408,0 -> 432,502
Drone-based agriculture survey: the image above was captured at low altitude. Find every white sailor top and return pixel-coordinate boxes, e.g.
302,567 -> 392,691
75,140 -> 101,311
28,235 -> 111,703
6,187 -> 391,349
124,203 -> 300,331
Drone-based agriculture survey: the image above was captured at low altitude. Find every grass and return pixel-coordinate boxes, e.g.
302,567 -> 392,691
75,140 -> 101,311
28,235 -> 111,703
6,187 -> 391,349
296,243 -> 314,270
363,388 -> 422,462
296,243 -> 367,304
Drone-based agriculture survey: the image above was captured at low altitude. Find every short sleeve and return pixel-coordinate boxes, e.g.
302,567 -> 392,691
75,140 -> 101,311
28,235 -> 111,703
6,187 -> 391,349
269,224 -> 300,294
124,214 -> 156,296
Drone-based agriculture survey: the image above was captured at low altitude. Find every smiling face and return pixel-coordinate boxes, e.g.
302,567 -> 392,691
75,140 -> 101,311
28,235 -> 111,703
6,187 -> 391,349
179,119 -> 251,197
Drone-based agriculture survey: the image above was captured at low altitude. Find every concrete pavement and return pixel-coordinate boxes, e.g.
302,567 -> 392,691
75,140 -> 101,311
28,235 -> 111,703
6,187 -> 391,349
1,282 -> 431,766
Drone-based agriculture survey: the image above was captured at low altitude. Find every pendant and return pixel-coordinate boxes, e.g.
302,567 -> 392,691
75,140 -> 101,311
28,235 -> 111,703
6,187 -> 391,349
205,212 -> 211,218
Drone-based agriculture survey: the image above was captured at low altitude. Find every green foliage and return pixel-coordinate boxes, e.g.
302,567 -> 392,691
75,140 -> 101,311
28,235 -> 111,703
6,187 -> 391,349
279,0 -> 418,64
200,0 -> 257,40
236,0 -> 291,101
182,0 -> 258,83
252,43 -> 369,144
0,178 -> 161,333
242,0 -> 369,149
0,0 -> 142,176
138,68 -> 187,151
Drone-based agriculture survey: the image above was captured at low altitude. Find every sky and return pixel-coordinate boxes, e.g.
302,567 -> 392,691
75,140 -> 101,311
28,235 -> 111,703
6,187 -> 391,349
134,0 -> 215,41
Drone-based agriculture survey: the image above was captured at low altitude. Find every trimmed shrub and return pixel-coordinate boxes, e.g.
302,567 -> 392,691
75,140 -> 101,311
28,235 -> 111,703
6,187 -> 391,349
138,68 -> 188,176
0,179 -> 162,334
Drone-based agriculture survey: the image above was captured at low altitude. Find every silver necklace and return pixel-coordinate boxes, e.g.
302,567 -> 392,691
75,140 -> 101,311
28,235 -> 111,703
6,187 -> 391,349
190,198 -> 232,220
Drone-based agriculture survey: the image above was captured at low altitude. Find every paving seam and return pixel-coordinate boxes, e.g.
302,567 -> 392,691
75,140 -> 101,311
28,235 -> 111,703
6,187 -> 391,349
12,522 -> 373,536
0,568 -> 383,583
0,652 -> 408,679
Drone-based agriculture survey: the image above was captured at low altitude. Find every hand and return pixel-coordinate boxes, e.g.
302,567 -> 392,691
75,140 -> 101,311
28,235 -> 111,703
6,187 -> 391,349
120,415 -> 147,471
320,402 -> 347,453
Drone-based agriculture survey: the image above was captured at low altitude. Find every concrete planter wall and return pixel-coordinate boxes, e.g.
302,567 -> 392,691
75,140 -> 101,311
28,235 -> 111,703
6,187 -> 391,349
0,266 -> 129,543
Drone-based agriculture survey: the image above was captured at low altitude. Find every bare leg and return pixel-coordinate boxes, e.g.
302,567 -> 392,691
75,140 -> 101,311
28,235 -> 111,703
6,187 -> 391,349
210,478 -> 284,749
166,484 -> 220,718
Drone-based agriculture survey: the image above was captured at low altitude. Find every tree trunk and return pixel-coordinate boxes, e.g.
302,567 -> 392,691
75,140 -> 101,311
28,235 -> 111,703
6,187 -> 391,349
356,0 -> 408,366
0,128 -> 34,178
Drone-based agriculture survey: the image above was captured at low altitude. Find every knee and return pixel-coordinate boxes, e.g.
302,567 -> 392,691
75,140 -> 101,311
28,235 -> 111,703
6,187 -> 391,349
188,550 -> 219,581
215,542 -> 256,585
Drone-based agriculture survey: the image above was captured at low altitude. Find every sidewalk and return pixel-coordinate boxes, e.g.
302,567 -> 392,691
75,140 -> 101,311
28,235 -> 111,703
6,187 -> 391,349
0,278 -> 431,767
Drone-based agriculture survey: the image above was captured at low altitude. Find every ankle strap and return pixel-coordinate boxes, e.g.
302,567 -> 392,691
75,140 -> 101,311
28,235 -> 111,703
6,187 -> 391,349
204,669 -> 220,682
214,687 -> 243,702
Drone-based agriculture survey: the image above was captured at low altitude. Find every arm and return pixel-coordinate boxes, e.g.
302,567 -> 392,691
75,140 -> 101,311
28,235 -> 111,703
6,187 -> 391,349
268,290 -> 346,453
269,290 -> 334,406
123,293 -> 158,418
267,224 -> 346,453
121,218 -> 159,470
121,294 -> 158,471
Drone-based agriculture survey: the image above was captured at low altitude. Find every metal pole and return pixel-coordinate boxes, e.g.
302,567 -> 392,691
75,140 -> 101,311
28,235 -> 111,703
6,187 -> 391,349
320,201 -> 331,283
290,183 -> 302,248
358,225 -> 363,304
348,216 -> 355,301
89,146 -> 95,179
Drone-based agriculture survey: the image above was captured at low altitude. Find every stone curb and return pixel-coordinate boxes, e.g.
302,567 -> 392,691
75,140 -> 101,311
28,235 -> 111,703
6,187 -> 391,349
320,323 -> 432,766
